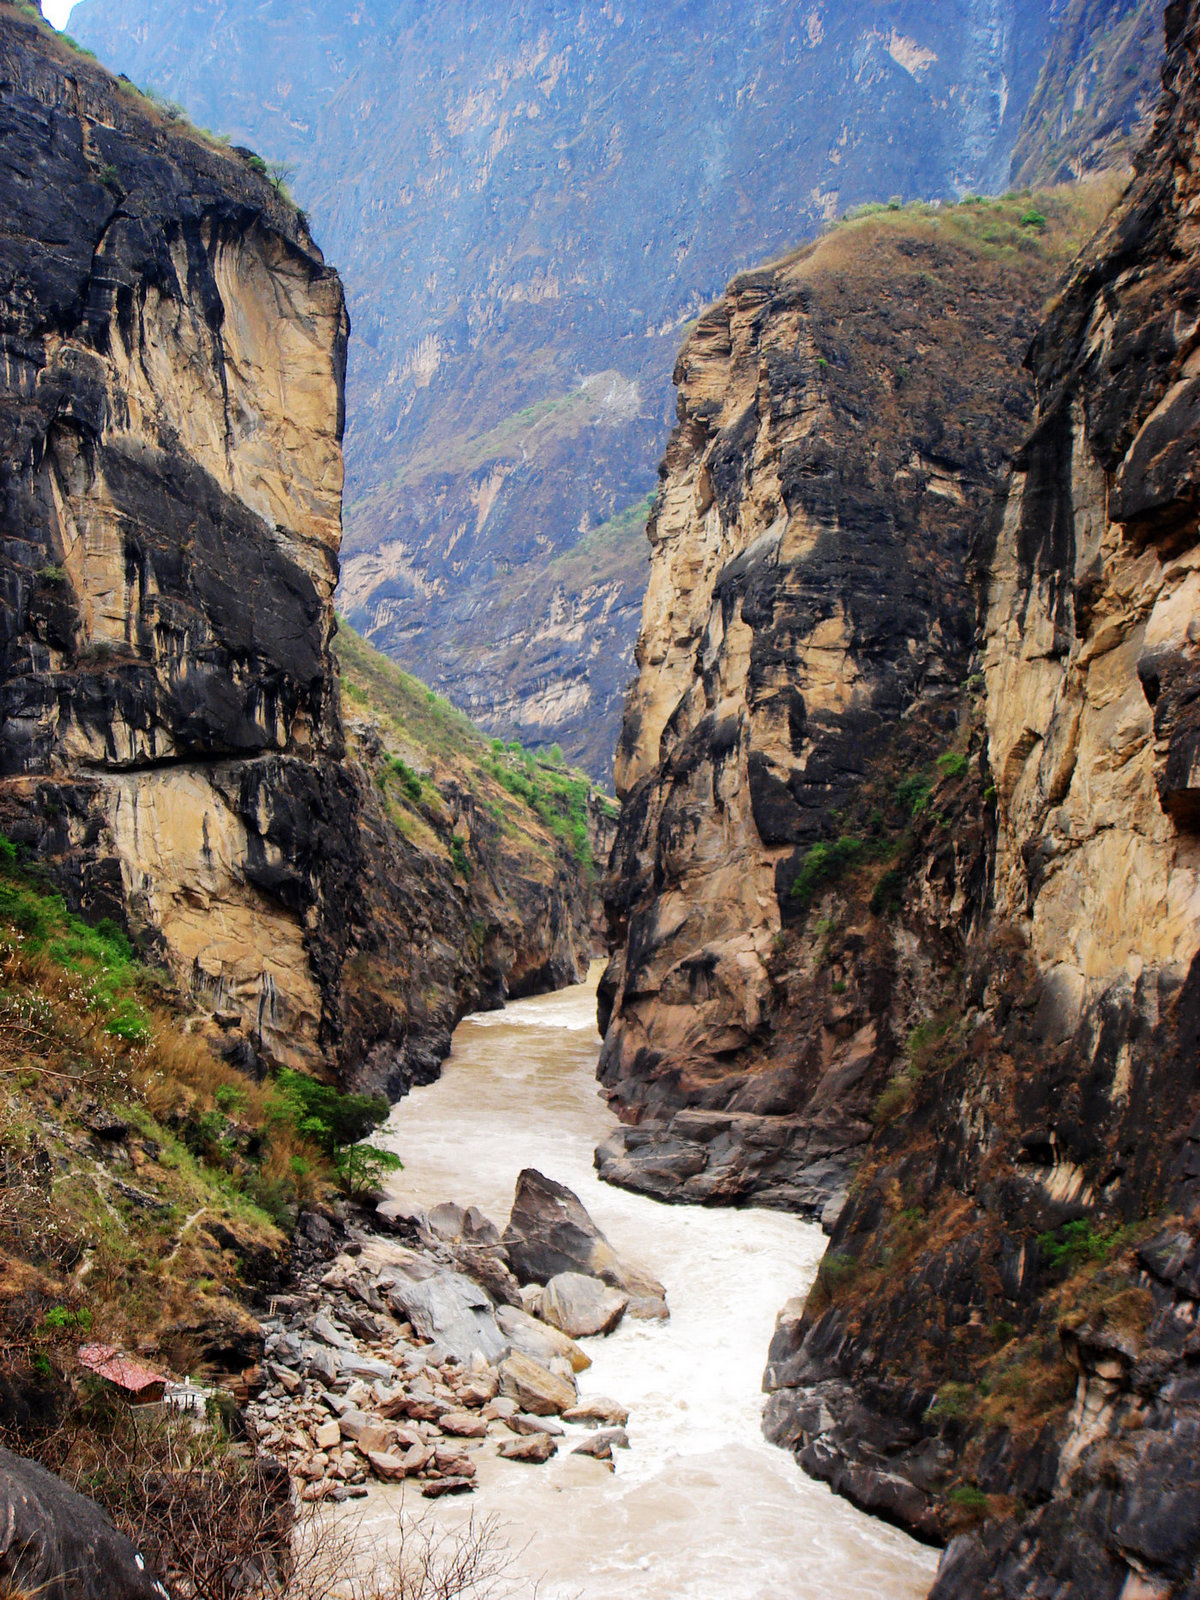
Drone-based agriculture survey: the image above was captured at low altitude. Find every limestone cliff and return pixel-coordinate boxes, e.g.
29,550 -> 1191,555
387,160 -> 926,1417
597,186 -> 1118,1212
764,3 -> 1200,1592
0,2 -> 588,1098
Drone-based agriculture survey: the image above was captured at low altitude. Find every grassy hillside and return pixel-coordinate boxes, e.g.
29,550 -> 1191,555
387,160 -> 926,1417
336,620 -> 617,875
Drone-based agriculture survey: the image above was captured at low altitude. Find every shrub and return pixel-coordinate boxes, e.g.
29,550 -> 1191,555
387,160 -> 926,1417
1037,1218 -> 1114,1274
1019,209 -> 1048,231
947,1484 -> 990,1514
789,836 -> 865,906
271,1070 -> 388,1159
937,750 -> 969,779
895,774 -> 932,816
334,1142 -> 403,1199
450,836 -> 472,879
925,1382 -> 973,1422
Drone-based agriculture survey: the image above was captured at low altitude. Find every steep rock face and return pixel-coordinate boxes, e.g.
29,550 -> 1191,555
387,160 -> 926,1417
69,0 -> 1153,778
763,3 -> 1200,1592
1010,0 -> 1166,186
0,6 -> 587,1095
596,190 -> 1114,1211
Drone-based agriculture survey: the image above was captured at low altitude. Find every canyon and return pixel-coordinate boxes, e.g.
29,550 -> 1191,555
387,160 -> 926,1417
1,0 -> 1199,1597
68,0 -> 1166,778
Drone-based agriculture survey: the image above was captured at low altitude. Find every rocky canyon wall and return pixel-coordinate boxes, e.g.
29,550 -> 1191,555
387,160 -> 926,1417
0,3 -> 588,1098
600,0 -> 1200,1590
596,185 -> 1117,1214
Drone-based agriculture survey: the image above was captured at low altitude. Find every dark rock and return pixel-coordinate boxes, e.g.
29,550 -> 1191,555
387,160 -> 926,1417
502,1169 -> 664,1304
0,1445 -> 169,1600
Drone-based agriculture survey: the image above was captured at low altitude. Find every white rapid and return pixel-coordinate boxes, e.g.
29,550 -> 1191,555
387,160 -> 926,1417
369,969 -> 938,1600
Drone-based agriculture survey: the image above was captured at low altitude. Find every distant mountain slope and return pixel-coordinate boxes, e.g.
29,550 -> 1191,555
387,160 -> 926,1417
1010,0 -> 1166,184
68,0 -> 1163,778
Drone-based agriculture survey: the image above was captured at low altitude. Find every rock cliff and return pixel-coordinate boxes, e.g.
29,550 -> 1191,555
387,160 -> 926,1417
596,184 -> 1118,1213
603,0 -> 1200,1589
68,0 -> 1163,778
0,2 -> 589,1099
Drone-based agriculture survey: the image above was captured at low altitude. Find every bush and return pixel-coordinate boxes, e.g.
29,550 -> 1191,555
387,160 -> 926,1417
1037,1218 -> 1113,1274
1019,209 -> 1047,231
450,836 -> 472,879
271,1070 -> 388,1159
936,750 -> 969,779
334,1142 -> 403,1199
895,774 -> 932,816
789,837 -> 865,907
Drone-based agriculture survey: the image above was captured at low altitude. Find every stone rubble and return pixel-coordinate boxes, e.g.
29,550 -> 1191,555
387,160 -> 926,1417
244,1186 -> 646,1503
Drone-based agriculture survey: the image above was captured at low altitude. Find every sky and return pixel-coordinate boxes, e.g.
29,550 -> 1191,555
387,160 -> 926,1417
42,1 -> 75,26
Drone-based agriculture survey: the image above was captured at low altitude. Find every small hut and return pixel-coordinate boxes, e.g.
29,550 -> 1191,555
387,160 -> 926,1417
77,1343 -> 167,1405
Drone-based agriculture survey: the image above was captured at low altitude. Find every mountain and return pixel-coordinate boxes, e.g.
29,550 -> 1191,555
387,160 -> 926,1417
600,0 -> 1200,1589
66,0 -> 1165,779
0,0 -> 591,1105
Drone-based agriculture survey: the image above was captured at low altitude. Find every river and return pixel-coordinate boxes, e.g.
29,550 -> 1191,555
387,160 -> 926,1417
369,969 -> 938,1600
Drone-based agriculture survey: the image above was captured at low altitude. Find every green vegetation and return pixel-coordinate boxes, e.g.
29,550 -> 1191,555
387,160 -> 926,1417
924,1381 -> 974,1422
827,180 -> 1126,272
481,742 -> 594,869
0,844 -> 153,1043
335,620 -> 610,876
936,750 -> 969,779
450,835 -> 472,879
1037,1218 -> 1131,1274
542,494 -> 655,591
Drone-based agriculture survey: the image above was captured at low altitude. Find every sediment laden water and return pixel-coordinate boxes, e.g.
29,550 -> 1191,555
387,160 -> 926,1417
367,971 -> 937,1599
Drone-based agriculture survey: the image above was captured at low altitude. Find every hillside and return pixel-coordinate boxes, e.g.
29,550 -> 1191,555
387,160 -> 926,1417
66,0 -> 1165,778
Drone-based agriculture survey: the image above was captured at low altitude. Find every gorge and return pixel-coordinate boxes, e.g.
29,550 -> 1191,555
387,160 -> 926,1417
1,0 -> 1200,1598
67,0 -> 1168,778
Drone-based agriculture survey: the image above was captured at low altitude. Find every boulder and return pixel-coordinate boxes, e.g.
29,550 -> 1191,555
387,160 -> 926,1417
572,1433 -> 630,1459
509,1413 -> 563,1437
498,1352 -> 577,1416
498,1434 -> 557,1463
420,1477 -> 474,1498
495,1305 -> 590,1373
502,1170 -> 666,1306
388,1269 -> 507,1365
0,1446 -> 170,1600
439,1411 -> 488,1439
540,1272 -> 628,1338
562,1398 -> 630,1428
571,1427 -> 629,1460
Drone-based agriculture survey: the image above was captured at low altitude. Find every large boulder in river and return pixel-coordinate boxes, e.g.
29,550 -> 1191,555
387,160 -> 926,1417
496,1304 -> 591,1373
502,1170 -> 667,1312
388,1268 -> 507,1364
498,1351 -> 577,1416
0,1446 -> 170,1600
540,1272 -> 628,1338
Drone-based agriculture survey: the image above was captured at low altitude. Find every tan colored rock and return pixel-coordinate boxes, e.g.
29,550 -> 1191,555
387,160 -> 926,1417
496,1305 -> 591,1373
498,1352 -> 577,1416
540,1273 -> 629,1338
313,1420 -> 342,1450
497,1433 -> 557,1463
562,1398 -> 630,1428
439,1411 -> 488,1439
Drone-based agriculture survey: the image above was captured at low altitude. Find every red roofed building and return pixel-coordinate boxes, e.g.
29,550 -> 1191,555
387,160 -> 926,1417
77,1344 -> 167,1404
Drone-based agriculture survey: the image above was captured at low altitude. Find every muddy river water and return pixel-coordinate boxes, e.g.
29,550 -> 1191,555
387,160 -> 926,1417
367,970 -> 938,1599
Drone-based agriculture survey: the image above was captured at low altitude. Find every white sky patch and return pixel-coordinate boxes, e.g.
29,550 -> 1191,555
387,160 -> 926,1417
42,0 -> 78,27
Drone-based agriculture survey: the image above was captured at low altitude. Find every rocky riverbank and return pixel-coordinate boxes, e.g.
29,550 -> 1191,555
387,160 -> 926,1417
242,1170 -> 659,1503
